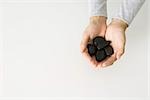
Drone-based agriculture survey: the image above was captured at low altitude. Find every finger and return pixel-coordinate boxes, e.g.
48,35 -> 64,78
97,61 -> 103,68
82,50 -> 97,67
116,48 -> 125,60
101,54 -> 117,67
80,33 -> 90,53
91,58 -> 98,68
91,57 -> 99,67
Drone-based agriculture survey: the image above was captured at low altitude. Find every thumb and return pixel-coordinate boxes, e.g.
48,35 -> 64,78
116,48 -> 125,60
80,33 -> 90,53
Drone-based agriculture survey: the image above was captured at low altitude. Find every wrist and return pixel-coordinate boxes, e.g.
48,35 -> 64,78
90,16 -> 107,25
111,18 -> 128,31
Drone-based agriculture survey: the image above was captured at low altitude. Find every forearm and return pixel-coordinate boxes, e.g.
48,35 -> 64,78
113,0 -> 145,25
88,0 -> 107,17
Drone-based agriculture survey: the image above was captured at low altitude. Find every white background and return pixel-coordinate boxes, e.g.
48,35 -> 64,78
0,0 -> 149,99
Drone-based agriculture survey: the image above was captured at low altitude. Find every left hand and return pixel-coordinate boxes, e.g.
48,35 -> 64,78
97,19 -> 128,67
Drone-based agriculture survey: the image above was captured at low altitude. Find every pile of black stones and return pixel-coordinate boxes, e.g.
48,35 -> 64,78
87,36 -> 114,62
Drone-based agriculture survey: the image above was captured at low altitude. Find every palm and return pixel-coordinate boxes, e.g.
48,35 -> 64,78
99,24 -> 126,67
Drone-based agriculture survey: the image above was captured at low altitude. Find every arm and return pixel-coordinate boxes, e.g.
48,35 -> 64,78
113,0 -> 145,25
101,0 -> 145,67
88,0 -> 107,17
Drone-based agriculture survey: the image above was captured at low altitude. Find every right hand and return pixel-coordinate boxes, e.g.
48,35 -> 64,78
80,16 -> 107,68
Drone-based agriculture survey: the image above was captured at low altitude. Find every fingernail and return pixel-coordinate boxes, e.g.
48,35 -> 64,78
102,63 -> 106,67
117,56 -> 120,60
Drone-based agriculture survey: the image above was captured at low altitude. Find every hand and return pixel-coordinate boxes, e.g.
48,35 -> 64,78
80,16 -> 107,67
99,19 -> 128,67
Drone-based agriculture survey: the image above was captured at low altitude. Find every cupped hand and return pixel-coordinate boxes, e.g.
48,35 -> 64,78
99,19 -> 128,67
80,16 -> 107,67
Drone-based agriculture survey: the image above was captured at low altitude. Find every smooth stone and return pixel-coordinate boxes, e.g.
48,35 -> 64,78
104,45 -> 114,56
87,44 -> 97,56
95,49 -> 106,62
93,36 -> 109,50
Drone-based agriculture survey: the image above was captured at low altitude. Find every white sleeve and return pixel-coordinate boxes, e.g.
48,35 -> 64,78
113,0 -> 145,25
88,0 -> 107,17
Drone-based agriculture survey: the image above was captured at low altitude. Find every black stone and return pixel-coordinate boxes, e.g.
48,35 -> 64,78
86,36 -> 114,62
104,45 -> 114,56
87,44 -> 97,56
93,36 -> 109,50
106,41 -> 111,45
95,49 -> 106,62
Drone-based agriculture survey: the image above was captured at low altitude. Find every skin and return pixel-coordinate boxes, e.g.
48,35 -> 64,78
80,16 -> 128,68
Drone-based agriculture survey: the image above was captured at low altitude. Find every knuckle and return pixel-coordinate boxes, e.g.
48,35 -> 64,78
80,43 -> 85,51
